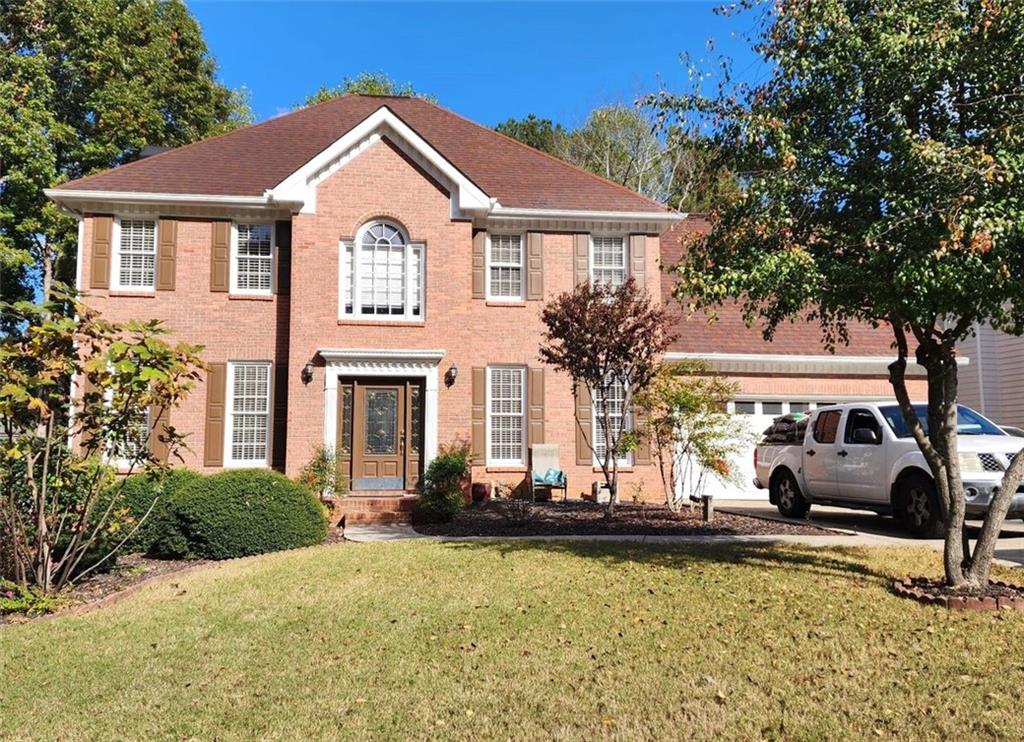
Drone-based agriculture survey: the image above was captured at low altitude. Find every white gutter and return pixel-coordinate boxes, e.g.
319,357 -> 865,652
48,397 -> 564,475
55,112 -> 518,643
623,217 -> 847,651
664,351 -> 967,377
317,348 -> 446,364
488,205 -> 686,223
43,188 -> 302,210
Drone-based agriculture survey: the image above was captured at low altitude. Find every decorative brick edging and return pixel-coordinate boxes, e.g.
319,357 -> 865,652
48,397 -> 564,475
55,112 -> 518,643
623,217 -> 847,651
893,577 -> 1024,611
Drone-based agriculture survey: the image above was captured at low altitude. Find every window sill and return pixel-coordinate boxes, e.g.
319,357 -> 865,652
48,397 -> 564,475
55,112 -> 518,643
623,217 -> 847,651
485,300 -> 528,308
593,466 -> 634,473
484,466 -> 528,473
107,290 -> 156,298
337,319 -> 426,327
228,293 -> 274,302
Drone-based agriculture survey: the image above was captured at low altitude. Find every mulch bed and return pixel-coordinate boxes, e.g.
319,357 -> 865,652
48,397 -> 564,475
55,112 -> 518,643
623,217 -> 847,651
414,500 -> 832,537
893,576 -> 1024,611
1,527 -> 349,627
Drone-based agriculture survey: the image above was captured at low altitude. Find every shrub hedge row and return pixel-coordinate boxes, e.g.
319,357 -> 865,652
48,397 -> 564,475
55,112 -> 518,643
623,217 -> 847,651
113,469 -> 328,561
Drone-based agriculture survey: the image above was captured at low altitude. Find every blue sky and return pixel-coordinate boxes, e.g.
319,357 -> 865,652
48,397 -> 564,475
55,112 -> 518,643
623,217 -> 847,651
187,1 -> 763,127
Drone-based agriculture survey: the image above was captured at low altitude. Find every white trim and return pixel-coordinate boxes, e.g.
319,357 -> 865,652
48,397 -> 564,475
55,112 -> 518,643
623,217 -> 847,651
111,216 -> 158,293
489,206 -> 684,223
484,232 -> 525,302
663,351 -> 965,377
271,105 -> 491,216
223,361 -> 273,469
44,188 -> 297,209
485,366 -> 527,466
230,221 -> 276,296
319,348 -> 444,469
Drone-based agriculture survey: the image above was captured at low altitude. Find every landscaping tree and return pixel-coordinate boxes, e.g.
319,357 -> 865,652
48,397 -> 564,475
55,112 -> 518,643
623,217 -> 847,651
0,0 -> 251,309
303,71 -> 435,107
652,0 -> 1024,588
539,279 -> 674,516
633,361 -> 748,510
0,289 -> 204,593
494,114 -> 567,156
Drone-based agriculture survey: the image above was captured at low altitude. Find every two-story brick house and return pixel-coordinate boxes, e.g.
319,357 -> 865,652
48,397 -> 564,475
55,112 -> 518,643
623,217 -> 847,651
48,95 -> 682,504
48,94 -> 927,507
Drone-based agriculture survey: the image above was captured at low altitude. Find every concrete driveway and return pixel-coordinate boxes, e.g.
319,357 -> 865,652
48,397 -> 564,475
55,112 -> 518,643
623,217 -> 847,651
719,499 -> 1024,566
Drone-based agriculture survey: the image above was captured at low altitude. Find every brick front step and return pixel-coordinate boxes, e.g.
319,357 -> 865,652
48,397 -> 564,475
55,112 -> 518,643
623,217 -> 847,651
327,494 -> 419,525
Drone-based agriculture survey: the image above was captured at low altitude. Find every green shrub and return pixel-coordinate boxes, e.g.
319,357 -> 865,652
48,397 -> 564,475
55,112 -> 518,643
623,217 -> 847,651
155,470 -> 328,560
0,579 -> 59,616
108,469 -> 203,555
416,441 -> 471,522
297,445 -> 348,498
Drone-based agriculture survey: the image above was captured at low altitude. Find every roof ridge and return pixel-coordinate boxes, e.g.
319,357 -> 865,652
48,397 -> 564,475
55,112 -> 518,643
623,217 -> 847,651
407,97 -> 671,213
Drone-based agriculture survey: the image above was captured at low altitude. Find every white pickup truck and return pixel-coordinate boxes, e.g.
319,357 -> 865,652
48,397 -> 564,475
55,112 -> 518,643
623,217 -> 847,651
753,402 -> 1024,536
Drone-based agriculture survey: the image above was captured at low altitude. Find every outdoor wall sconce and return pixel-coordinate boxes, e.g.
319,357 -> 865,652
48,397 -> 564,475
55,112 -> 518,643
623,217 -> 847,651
445,365 -> 458,387
301,362 -> 314,385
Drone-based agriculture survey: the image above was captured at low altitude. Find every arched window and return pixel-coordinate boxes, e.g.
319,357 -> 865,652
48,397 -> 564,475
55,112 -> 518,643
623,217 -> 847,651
340,221 -> 424,321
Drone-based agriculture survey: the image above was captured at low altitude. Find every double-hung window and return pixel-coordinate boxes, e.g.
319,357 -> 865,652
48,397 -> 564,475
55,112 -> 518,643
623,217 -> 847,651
225,361 -> 272,467
113,218 -> 157,291
110,404 -> 151,468
486,366 -> 526,466
593,376 -> 631,465
340,221 -> 424,321
232,223 -> 274,294
590,235 -> 627,288
486,233 -> 523,300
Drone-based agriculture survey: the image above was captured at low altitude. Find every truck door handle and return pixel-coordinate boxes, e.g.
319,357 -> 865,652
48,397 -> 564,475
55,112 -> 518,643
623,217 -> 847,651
837,450 -> 848,457
806,449 -> 816,457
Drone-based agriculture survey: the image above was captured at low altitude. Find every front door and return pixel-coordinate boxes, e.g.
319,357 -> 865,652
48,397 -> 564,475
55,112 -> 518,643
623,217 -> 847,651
339,378 -> 424,491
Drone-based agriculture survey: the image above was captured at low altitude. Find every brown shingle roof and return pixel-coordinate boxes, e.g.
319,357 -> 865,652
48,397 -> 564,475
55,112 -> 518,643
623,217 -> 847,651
55,95 -> 668,213
662,217 -> 896,356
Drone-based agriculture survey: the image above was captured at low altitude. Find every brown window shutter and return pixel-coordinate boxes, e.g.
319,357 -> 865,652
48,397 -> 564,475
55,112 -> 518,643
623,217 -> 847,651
629,234 -> 647,289
89,215 -> 113,289
275,220 -> 292,295
210,222 -> 230,292
632,408 -> 651,465
472,229 -> 486,299
271,362 -> 288,471
148,401 -> 171,463
527,367 -> 545,446
203,363 -> 227,466
155,218 -> 177,291
526,232 -> 543,301
574,383 -> 593,466
471,367 -> 486,464
573,233 -> 590,286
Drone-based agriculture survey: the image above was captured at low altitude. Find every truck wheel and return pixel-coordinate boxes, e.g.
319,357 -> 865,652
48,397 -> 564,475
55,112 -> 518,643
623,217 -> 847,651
772,471 -> 809,518
898,473 -> 943,538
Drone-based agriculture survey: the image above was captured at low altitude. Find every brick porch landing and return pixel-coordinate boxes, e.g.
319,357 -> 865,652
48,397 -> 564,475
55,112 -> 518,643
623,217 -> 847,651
328,493 -> 419,526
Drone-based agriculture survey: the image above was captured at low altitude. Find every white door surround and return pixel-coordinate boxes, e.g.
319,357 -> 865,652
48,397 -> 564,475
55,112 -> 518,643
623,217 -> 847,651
318,348 -> 445,470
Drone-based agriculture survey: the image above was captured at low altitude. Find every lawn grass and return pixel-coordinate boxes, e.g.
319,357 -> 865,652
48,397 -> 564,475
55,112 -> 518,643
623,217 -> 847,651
2,540 -> 1023,740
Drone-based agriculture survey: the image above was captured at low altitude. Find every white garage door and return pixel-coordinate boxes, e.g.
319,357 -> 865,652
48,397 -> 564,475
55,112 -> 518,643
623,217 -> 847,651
701,400 -> 822,501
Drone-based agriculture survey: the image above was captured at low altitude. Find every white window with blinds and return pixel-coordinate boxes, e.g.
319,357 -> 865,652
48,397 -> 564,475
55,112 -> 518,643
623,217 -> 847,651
593,376 -> 631,465
486,366 -> 526,466
486,233 -> 523,300
232,223 -> 275,294
113,218 -> 157,291
590,235 -> 628,288
224,361 -> 271,467
339,221 -> 424,321
110,405 -> 150,469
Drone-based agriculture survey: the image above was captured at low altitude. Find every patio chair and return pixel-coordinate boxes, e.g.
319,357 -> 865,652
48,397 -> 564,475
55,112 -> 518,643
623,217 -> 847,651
530,444 -> 568,501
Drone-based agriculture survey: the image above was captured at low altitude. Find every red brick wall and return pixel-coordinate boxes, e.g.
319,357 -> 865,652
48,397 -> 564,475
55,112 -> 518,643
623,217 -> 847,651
283,137 -> 666,498
80,215 -> 289,471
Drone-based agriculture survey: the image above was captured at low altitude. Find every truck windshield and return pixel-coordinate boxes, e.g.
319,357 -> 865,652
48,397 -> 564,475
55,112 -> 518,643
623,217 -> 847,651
878,404 -> 1005,438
